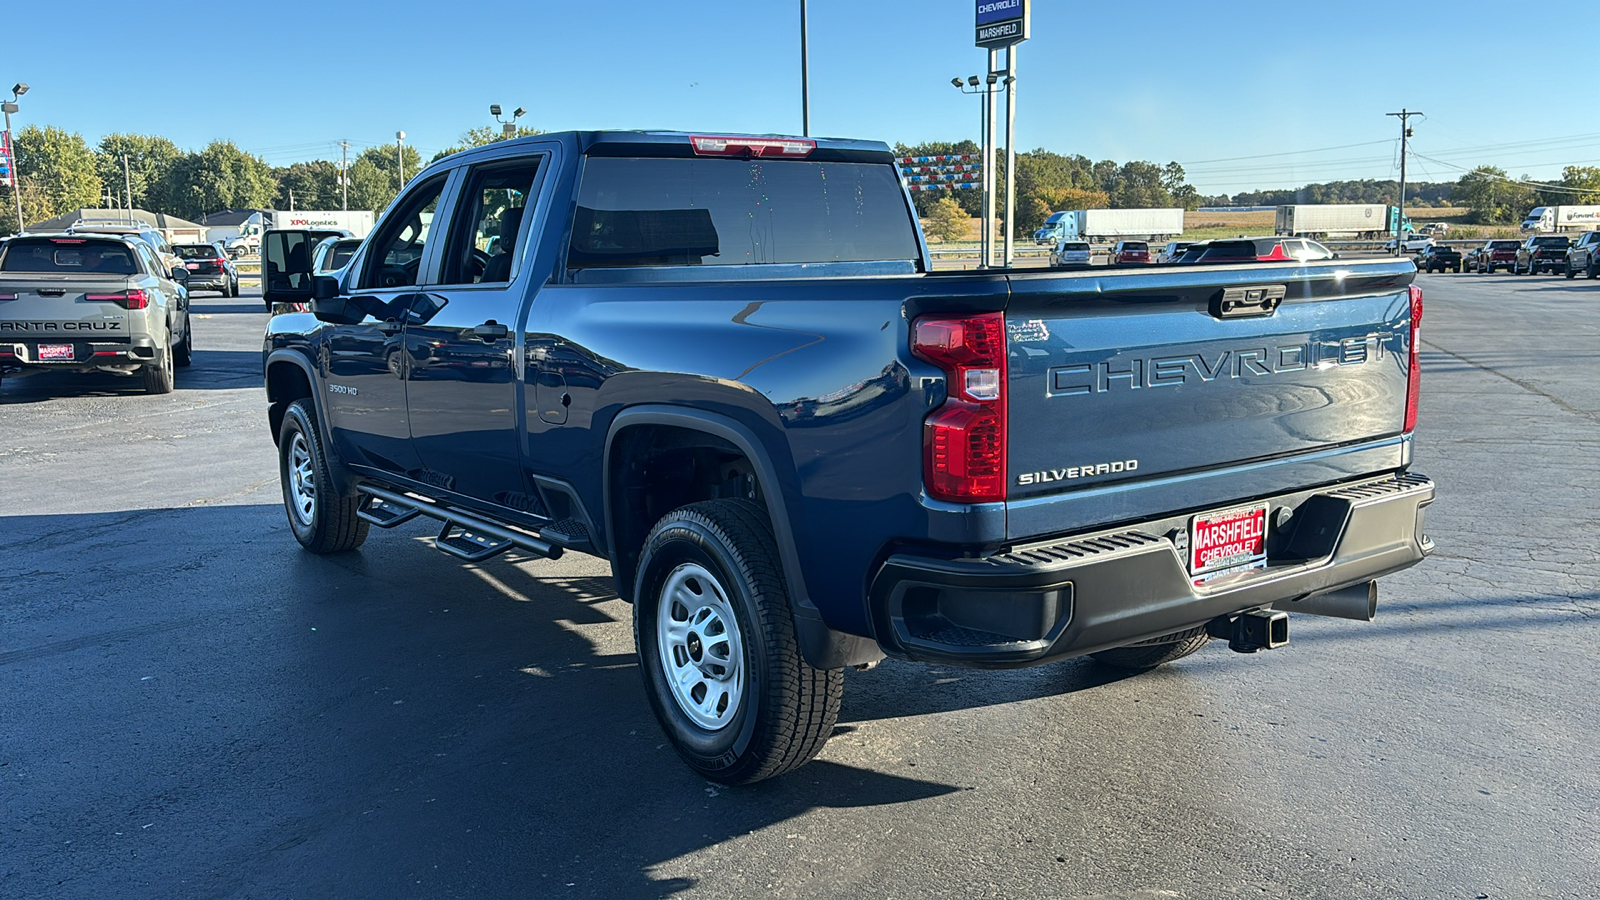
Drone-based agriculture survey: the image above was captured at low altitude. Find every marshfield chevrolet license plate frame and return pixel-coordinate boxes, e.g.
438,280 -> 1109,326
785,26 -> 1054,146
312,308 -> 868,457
37,343 -> 75,362
1188,501 -> 1269,582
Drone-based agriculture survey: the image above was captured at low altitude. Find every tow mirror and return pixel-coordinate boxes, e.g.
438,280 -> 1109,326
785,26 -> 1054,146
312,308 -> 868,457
169,265 -> 189,282
261,230 -> 315,306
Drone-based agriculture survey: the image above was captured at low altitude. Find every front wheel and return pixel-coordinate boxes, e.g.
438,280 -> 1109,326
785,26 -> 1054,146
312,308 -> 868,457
634,499 -> 843,785
1567,262 -> 1577,279
278,398 -> 369,553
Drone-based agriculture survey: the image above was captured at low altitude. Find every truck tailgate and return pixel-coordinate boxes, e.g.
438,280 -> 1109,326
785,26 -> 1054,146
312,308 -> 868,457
1003,261 -> 1415,538
0,277 -> 135,342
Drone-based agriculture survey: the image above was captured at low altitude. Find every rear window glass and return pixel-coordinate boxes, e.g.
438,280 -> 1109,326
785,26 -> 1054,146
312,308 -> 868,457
1060,242 -> 1090,250
174,245 -> 221,259
1490,241 -> 1519,249
569,156 -> 918,269
0,239 -> 139,274
1119,242 -> 1148,251
1200,241 -> 1256,260
1533,237 -> 1570,246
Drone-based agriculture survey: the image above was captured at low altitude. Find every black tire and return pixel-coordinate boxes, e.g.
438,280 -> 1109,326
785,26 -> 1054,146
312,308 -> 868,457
1487,263 -> 1496,274
1090,627 -> 1212,671
140,329 -> 174,394
1567,262 -> 1576,279
277,397 -> 368,554
1588,260 -> 1598,279
173,315 -> 192,368
633,499 -> 843,785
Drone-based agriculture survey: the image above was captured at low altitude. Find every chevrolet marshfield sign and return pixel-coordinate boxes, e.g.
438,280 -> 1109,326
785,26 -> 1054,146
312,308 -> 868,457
976,0 -> 1028,47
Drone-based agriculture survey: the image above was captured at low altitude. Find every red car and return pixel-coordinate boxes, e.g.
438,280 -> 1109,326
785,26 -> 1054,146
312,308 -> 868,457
1109,240 -> 1151,265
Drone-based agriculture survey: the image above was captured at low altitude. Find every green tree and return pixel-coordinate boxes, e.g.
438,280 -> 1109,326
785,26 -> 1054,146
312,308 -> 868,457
1,125 -> 102,233
1555,165 -> 1600,205
431,124 -> 544,163
164,141 -> 277,219
273,160 -> 343,210
95,134 -> 182,213
343,144 -> 424,214
921,195 -> 970,243
1453,166 -> 1534,224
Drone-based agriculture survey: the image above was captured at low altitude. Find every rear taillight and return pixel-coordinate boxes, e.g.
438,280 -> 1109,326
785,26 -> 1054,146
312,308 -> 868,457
86,290 -> 149,310
1404,284 -> 1422,432
912,312 -> 1007,503
0,293 -> 17,301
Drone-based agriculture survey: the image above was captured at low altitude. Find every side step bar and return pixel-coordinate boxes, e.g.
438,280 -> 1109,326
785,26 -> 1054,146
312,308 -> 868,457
356,485 -> 563,563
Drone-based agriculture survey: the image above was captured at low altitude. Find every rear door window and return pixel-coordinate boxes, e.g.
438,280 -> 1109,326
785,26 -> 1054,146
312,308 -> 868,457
0,238 -> 139,274
568,156 -> 918,269
441,157 -> 543,285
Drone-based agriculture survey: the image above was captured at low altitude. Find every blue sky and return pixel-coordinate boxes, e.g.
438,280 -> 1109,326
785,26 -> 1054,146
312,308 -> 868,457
7,0 -> 1595,195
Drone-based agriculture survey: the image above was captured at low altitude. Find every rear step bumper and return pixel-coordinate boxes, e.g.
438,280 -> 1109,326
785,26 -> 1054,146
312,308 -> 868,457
868,473 -> 1433,668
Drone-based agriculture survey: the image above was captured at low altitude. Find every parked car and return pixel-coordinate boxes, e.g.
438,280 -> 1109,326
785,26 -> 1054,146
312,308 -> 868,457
173,242 -> 239,296
1156,240 -> 1194,263
1515,234 -> 1572,275
311,236 -> 363,274
1563,231 -> 1600,278
1415,244 -> 1461,273
1418,222 -> 1450,235
1049,239 -> 1092,268
1109,240 -> 1151,265
1464,240 -> 1519,273
1384,232 -> 1435,255
259,130 -> 1432,785
0,234 -> 192,393
1175,236 -> 1336,264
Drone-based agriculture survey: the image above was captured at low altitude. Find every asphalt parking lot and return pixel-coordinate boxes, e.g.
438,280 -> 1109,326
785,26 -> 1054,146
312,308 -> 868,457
3,273 -> 1598,899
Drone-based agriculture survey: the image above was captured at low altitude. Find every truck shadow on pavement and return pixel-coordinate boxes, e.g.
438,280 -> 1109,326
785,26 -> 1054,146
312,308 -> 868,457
1,505 -> 962,900
0,350 -> 262,401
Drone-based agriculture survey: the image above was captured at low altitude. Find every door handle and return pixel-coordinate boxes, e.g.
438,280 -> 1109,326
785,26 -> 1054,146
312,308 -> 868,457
377,319 -> 402,335
470,320 -> 509,342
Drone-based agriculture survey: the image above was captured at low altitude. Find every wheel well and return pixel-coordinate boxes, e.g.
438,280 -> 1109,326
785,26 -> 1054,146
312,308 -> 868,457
265,361 -> 313,445
608,424 -> 767,602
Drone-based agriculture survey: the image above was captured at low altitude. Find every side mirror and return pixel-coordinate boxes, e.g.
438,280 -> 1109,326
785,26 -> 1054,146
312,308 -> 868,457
170,265 -> 189,282
261,230 -> 315,306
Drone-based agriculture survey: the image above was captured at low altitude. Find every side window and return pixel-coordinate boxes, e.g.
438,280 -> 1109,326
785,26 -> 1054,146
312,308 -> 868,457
360,176 -> 447,290
442,158 -> 543,285
133,242 -> 158,275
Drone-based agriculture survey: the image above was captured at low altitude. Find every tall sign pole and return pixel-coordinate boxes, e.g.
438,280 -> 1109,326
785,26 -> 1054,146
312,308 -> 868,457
983,50 -> 996,267
800,0 -> 811,137
975,0 -> 1028,266
2,102 -> 21,234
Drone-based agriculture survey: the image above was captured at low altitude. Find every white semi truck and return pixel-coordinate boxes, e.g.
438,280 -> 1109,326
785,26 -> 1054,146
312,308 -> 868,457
1520,206 -> 1600,233
1033,208 -> 1184,244
1275,204 -> 1391,239
225,210 -> 375,257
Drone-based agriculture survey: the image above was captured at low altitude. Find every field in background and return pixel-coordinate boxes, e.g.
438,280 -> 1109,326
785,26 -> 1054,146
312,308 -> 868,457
928,207 -> 1527,246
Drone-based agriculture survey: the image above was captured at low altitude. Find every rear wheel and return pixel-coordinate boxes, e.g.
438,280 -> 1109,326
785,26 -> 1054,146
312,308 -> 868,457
634,499 -> 843,785
140,330 -> 174,394
278,398 -> 368,553
1091,627 -> 1212,671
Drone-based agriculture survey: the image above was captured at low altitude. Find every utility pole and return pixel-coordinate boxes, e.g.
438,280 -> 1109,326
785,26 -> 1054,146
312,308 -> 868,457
1386,109 -> 1421,241
288,187 -> 295,212
800,0 -> 810,136
340,140 -> 350,211
122,153 -> 133,223
396,131 -> 406,189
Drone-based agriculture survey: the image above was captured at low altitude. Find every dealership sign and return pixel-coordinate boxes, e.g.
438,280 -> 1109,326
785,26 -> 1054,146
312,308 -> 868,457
976,0 -> 1028,47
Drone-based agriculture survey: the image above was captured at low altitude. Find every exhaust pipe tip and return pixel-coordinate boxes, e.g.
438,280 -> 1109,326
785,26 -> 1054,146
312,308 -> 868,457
1283,581 -> 1378,622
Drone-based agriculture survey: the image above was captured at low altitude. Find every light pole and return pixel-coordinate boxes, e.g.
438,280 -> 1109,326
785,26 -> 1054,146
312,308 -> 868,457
4,82 -> 27,234
952,73 -> 1002,267
800,0 -> 810,136
395,131 -> 406,189
491,104 -> 526,139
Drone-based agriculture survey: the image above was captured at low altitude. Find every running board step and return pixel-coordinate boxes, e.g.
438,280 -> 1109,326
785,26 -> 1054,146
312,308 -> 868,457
435,522 -> 515,562
356,485 -> 562,562
539,517 -> 592,550
357,495 -> 422,528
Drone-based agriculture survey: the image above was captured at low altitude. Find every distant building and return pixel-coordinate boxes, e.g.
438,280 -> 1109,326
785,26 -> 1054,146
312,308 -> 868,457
25,208 -> 207,243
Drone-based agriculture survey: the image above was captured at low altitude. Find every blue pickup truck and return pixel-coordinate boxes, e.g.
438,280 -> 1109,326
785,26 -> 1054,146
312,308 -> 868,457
261,131 -> 1434,784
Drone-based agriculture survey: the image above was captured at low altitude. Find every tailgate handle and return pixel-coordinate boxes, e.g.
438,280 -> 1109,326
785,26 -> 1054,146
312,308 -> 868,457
38,288 -> 65,297
1212,284 -> 1285,319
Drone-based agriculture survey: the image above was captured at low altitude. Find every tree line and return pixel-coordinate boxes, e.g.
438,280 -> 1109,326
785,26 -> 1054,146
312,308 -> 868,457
0,125 -> 541,234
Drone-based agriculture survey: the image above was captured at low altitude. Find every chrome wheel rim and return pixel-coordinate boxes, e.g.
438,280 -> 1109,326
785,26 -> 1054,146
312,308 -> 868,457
287,431 -> 316,526
656,562 -> 745,732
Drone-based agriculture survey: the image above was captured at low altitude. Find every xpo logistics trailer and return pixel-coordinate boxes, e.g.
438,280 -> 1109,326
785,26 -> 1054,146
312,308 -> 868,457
1033,208 -> 1184,244
1520,206 -> 1600,233
224,210 -> 376,258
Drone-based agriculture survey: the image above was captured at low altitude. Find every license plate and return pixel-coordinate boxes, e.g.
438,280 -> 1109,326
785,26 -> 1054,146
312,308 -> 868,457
37,343 -> 74,361
1189,501 -> 1269,578
186,263 -> 200,269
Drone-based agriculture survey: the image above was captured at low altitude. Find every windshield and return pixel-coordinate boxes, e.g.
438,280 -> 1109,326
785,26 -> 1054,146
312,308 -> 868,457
0,238 -> 139,274
174,245 -> 221,259
570,156 -> 918,269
